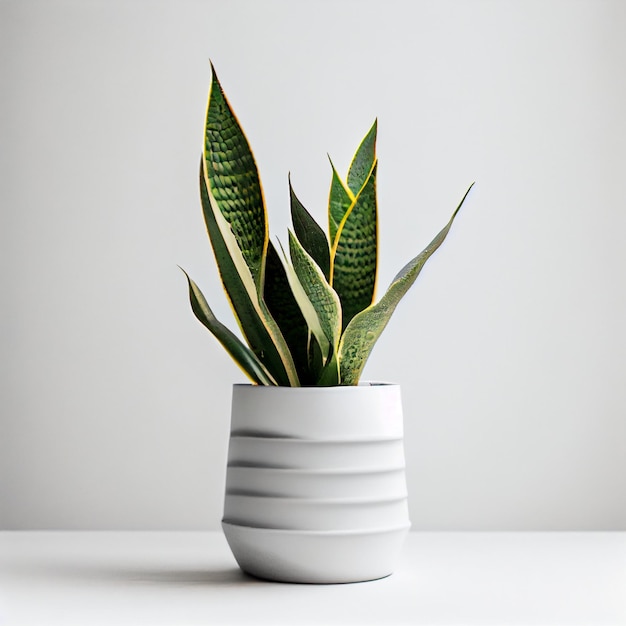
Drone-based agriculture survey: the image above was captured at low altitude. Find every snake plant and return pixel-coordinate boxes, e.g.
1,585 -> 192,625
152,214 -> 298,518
182,65 -> 473,386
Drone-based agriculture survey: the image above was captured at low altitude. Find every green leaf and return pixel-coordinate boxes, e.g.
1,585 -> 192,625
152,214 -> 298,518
181,269 -> 275,385
263,241 -> 313,384
288,231 -> 342,359
204,65 -> 268,289
317,353 -> 340,386
347,120 -> 377,195
328,122 -> 377,245
307,332 -> 325,381
328,159 -> 354,244
200,161 -> 299,386
290,176 -> 331,281
331,161 -> 378,330
338,184 -> 474,385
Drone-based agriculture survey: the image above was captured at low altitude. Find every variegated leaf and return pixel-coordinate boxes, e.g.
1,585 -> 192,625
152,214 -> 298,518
204,65 -> 267,289
331,161 -> 378,330
263,241 -> 313,384
347,120 -> 377,195
328,159 -> 354,244
338,184 -> 474,385
200,161 -> 299,386
181,269 -> 275,385
288,231 -> 342,357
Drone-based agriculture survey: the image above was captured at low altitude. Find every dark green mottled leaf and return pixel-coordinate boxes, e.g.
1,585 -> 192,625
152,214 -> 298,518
200,161 -> 298,386
263,241 -> 313,384
331,162 -> 378,330
307,332 -> 324,382
328,159 -> 353,244
204,66 -> 267,288
290,177 -> 331,281
347,120 -> 377,195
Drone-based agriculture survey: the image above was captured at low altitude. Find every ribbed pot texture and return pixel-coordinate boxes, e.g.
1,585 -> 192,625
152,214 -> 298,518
221,383 -> 411,584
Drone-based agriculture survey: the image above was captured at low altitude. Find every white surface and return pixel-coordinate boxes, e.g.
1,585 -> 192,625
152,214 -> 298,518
2,0 -> 626,531
1,532 -> 624,625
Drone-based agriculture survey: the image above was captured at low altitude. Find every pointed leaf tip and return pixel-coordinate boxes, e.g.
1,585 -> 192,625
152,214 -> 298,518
290,181 -> 331,280
209,61 -> 224,93
347,121 -> 378,195
179,267 -> 276,386
338,183 -> 473,385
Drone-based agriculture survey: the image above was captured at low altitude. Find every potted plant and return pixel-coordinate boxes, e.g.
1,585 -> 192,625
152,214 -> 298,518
182,64 -> 472,583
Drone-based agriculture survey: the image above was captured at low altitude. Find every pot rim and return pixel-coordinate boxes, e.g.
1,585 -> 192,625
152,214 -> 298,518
233,381 -> 399,391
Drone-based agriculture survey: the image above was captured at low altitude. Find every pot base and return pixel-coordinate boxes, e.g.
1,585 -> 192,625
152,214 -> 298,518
222,521 -> 410,584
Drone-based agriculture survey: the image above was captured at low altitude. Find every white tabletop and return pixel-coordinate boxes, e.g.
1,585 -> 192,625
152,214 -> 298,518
1,531 -> 624,626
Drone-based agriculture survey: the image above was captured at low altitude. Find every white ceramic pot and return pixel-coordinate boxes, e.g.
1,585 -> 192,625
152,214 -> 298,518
221,521 -> 411,584
221,383 -> 411,584
225,466 -> 408,499
224,493 -> 409,530
227,436 -> 405,471
228,383 -> 404,439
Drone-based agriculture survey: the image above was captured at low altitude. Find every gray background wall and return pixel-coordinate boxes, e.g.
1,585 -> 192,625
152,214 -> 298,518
1,0 -> 625,530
